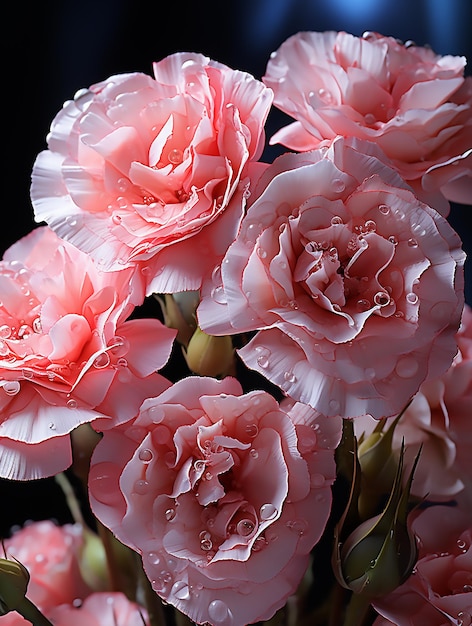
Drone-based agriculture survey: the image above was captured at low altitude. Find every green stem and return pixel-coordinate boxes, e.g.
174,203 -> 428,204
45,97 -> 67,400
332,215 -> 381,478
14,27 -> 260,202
138,563 -> 172,626
16,596 -> 54,626
343,592 -> 374,626
96,520 -> 137,601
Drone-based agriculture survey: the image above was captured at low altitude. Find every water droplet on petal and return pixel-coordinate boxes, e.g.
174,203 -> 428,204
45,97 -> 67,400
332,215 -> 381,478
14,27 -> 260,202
211,286 -> 227,305
318,88 -> 334,104
3,381 -> 21,396
260,503 -> 278,521
406,292 -> 418,305
172,580 -> 190,600
67,398 -> 78,409
332,178 -> 345,193
168,149 -> 183,164
139,448 -> 154,463
208,600 -> 233,625
93,352 -> 111,369
286,518 -> 309,535
283,370 -> 297,384
134,479 -> 150,495
147,552 -> 161,566
236,519 -> 255,536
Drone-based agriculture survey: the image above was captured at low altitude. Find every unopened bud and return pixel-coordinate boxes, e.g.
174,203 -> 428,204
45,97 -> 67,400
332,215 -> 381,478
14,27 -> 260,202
0,557 -> 30,615
183,327 -> 234,377
357,413 -> 402,519
154,292 -> 199,346
333,443 -> 420,598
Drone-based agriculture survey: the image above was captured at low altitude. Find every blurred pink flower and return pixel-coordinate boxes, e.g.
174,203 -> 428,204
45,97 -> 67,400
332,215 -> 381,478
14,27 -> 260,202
355,304 -> 472,503
49,592 -> 149,626
3,520 -> 92,615
372,505 -> 472,625
198,136 -> 465,420
31,53 -> 273,295
263,30 -> 472,214
88,376 -> 341,626
0,227 -> 175,480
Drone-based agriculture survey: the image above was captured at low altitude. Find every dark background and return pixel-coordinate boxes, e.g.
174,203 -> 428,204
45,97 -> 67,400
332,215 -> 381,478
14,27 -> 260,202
1,0 -> 471,535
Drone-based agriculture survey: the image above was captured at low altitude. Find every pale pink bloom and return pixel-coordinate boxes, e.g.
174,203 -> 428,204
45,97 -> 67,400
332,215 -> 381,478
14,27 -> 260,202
89,376 -> 341,626
3,520 -> 92,615
0,227 -> 175,480
48,592 -> 149,626
372,505 -> 472,625
355,304 -> 472,502
31,53 -> 273,295
197,136 -> 465,420
263,30 -> 472,215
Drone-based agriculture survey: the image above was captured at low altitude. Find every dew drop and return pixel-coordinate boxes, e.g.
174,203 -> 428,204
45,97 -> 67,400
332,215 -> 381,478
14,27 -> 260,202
244,423 -> 259,438
200,536 -> 213,551
147,405 -> 166,424
165,507 -> 176,521
332,178 -> 345,193
0,325 -> 11,339
133,479 -> 150,495
168,149 -> 183,164
108,335 -> 130,357
255,347 -> 271,369
237,519 -> 255,536
3,381 -> 21,396
249,448 -> 259,459
378,204 -> 390,215
407,237 -> 418,247
139,448 -> 154,463
286,518 -> 309,535
208,599 -> 232,625
260,503 -> 278,521
283,370 -> 297,384
318,88 -> 334,104
211,286 -> 227,305
406,292 -> 418,305
93,352 -> 111,369
147,552 -> 161,566
457,612 -> 472,626
331,215 -> 343,225
373,291 -> 391,306
364,113 -> 376,125
172,581 -> 190,600
356,298 -> 371,312
395,356 -> 419,378
457,538 -> 468,552
67,398 -> 78,409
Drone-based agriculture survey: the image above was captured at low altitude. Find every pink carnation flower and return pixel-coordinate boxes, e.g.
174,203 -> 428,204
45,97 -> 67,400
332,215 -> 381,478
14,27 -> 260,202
88,376 -> 341,626
263,30 -> 472,214
49,592 -> 149,626
355,304 -> 472,502
3,520 -> 92,615
0,227 -> 175,480
31,52 -> 273,294
372,505 -> 472,626
197,136 -> 465,420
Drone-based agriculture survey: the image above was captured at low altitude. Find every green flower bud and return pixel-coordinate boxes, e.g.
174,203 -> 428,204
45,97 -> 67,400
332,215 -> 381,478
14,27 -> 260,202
357,413 -> 403,519
332,442 -> 420,598
0,556 -> 30,615
154,292 -> 199,347
183,327 -> 235,377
